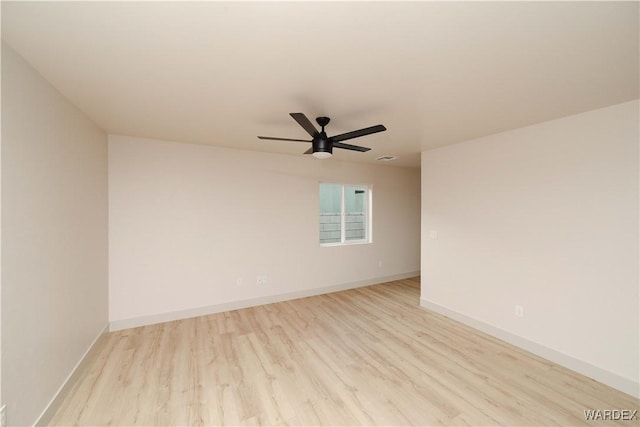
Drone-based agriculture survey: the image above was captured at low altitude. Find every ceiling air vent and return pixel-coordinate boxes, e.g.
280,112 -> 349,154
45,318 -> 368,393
376,156 -> 397,162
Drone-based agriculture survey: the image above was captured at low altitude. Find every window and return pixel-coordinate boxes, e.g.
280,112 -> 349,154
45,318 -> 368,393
319,183 -> 371,245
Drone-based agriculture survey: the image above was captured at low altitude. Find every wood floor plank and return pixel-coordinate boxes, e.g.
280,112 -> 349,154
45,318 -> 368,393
49,277 -> 639,426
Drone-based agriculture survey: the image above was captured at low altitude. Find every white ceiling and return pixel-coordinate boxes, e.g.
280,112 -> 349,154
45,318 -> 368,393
2,1 -> 638,168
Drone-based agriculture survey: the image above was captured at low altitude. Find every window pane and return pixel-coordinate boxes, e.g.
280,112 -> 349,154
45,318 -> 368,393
319,183 -> 342,244
345,186 -> 367,241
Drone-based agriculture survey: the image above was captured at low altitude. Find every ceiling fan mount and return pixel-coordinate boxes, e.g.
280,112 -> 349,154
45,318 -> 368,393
258,113 -> 386,159
316,116 -> 330,128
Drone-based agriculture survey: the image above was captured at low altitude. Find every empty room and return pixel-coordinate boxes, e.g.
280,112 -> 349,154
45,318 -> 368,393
1,1 -> 638,426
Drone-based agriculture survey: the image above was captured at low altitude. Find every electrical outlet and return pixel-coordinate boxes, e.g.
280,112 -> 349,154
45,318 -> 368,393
1,404 -> 7,427
256,275 -> 268,285
236,278 -> 243,287
514,305 -> 524,318
378,260 -> 382,268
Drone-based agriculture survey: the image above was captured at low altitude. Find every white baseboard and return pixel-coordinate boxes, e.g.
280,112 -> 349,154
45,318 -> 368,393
34,323 -> 109,426
420,298 -> 639,399
110,271 -> 420,332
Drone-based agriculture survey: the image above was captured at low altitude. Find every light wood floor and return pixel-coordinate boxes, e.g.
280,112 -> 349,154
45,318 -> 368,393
50,277 -> 638,426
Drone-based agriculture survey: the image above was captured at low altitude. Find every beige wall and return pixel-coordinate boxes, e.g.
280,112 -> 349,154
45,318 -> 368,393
1,44 -> 108,426
421,100 -> 639,396
108,135 -> 420,327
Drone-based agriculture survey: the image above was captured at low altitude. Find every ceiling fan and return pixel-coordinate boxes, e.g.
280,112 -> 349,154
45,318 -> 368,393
258,113 -> 386,159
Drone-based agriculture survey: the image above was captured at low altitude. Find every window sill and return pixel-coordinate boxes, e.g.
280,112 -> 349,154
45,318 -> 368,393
320,240 -> 371,247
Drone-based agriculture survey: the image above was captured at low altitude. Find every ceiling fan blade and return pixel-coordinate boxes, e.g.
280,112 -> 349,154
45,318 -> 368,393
303,148 -> 314,155
290,113 -> 319,137
331,124 -> 386,143
258,136 -> 311,142
333,142 -> 371,152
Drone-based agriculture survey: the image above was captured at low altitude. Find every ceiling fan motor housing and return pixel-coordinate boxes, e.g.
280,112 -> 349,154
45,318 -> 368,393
314,132 -> 333,154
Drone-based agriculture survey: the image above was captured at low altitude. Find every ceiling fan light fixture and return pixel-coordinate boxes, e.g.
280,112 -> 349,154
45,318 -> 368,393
312,151 -> 332,159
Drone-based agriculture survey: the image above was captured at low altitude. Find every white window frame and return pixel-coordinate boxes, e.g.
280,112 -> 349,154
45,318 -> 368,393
319,183 -> 372,246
